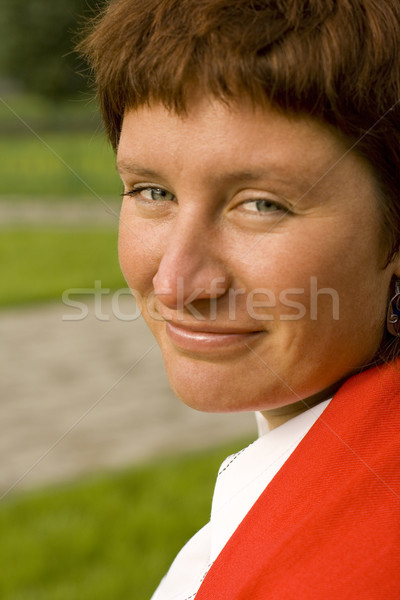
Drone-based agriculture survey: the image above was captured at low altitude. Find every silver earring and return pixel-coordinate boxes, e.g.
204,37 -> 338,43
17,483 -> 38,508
387,279 -> 400,336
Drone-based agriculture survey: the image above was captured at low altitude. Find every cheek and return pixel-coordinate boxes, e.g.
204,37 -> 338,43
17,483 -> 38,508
235,232 -> 342,308
118,214 -> 160,298
235,224 -> 382,325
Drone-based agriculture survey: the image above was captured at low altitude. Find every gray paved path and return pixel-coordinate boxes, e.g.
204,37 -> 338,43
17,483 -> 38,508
0,295 -> 256,495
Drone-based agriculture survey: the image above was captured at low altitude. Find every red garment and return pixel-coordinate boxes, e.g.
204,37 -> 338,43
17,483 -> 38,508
196,361 -> 400,599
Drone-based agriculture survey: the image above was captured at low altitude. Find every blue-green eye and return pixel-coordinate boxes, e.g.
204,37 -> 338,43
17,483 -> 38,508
123,186 -> 175,202
244,199 -> 286,213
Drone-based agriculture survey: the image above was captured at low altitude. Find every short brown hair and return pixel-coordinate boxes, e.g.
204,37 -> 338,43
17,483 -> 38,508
79,0 -> 400,360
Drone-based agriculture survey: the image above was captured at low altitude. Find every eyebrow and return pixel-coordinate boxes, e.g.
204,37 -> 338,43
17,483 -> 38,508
116,161 -> 163,179
116,160 -> 313,194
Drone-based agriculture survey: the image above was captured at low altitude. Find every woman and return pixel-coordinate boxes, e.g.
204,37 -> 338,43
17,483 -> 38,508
80,0 -> 400,597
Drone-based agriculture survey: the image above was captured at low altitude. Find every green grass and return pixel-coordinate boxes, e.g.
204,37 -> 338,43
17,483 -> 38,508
0,439 -> 251,600
0,92 -> 102,134
0,92 -> 125,307
0,91 -> 119,198
0,132 -> 120,198
0,228 -> 125,307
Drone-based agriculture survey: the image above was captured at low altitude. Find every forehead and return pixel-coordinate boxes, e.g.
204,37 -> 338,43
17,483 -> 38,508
117,97 -> 374,200
119,97 -> 344,157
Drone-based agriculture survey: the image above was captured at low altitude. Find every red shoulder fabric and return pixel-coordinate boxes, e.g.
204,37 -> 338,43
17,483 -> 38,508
195,361 -> 400,599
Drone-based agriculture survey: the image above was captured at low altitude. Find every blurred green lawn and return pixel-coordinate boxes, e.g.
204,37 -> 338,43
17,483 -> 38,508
0,228 -> 124,307
0,440 -> 251,600
0,133 -> 120,198
0,91 -> 120,198
0,92 -> 102,136
0,92 -> 123,305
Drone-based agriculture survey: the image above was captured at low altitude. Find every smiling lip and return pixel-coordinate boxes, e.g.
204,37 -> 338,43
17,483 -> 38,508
165,321 -> 263,353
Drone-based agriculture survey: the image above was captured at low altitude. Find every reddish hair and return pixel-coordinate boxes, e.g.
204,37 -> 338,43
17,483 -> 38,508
79,0 -> 400,360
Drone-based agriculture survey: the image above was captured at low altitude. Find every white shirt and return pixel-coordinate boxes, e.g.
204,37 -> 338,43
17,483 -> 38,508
151,400 -> 331,600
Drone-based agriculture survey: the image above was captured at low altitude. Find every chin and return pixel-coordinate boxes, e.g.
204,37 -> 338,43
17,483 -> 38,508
166,371 -> 237,413
162,356 -> 293,414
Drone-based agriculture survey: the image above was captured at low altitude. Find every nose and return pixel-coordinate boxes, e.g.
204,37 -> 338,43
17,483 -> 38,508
152,218 -> 231,310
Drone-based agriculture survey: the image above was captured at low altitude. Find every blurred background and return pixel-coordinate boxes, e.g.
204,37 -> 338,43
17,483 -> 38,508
0,1 -> 255,598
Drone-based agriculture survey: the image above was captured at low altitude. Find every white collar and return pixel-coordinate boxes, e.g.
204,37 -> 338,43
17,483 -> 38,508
210,399 -> 331,562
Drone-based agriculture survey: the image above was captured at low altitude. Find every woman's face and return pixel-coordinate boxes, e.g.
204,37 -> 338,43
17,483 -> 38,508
117,97 -> 400,414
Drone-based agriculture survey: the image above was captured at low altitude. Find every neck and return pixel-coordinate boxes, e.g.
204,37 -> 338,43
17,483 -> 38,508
260,379 -> 347,430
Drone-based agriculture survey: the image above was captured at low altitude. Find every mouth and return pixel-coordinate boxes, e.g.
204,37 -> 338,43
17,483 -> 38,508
165,320 -> 264,354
